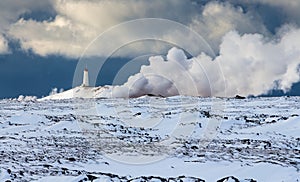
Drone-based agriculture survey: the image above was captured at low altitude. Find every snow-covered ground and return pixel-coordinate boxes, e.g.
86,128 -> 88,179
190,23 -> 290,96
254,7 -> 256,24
39,86 -> 113,100
0,96 -> 299,181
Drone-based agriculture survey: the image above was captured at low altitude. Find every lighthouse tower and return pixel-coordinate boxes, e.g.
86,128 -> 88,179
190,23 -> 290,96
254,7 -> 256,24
82,68 -> 89,87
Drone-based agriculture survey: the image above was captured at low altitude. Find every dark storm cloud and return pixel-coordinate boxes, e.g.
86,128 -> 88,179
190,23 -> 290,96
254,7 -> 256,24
0,52 -> 76,98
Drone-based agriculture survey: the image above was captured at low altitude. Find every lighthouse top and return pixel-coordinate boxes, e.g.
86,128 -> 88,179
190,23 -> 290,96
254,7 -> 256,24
82,68 -> 89,87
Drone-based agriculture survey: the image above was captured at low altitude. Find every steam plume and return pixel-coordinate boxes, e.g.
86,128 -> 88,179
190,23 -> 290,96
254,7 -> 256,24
106,26 -> 300,98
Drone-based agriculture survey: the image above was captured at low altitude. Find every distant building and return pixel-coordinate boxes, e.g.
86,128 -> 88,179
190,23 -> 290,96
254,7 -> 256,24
82,68 -> 89,87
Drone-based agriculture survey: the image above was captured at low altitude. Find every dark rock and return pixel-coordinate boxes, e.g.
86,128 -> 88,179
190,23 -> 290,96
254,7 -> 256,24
245,179 -> 257,182
146,94 -> 164,97
87,174 -> 98,182
129,175 -> 167,182
79,177 -> 88,182
68,157 -> 76,162
165,112 -> 172,115
191,146 -> 198,150
235,95 -> 246,99
236,148 -> 242,152
171,175 -> 205,182
133,112 -> 141,116
217,176 -> 239,182
43,164 -> 52,168
201,111 -> 210,118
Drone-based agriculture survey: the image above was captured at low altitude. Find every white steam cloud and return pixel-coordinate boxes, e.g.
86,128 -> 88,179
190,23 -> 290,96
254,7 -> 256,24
106,26 -> 300,97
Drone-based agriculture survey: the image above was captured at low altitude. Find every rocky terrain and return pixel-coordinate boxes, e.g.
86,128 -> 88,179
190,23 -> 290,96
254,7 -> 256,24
0,96 -> 299,181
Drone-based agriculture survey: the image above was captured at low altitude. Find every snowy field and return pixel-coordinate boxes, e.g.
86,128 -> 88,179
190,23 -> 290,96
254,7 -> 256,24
0,96 -> 299,181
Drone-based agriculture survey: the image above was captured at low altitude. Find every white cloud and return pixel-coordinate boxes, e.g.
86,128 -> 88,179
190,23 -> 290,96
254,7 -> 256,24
8,0 -> 199,58
0,35 -> 9,54
7,0 -> 271,58
189,1 -> 269,52
0,0 -> 52,31
108,26 -> 300,97
9,16 -> 85,57
0,0 -> 52,54
206,26 -> 300,96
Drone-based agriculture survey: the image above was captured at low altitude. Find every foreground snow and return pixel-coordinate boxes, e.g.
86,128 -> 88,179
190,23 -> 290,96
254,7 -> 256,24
0,96 -> 299,181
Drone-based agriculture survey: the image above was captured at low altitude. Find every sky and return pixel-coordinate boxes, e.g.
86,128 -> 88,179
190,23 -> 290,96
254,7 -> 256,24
0,0 -> 300,98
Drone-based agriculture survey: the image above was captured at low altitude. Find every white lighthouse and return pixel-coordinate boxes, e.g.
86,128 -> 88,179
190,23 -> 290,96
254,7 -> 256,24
82,68 -> 89,87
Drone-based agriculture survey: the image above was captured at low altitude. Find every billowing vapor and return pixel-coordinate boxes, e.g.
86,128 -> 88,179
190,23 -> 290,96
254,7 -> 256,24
106,26 -> 300,98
